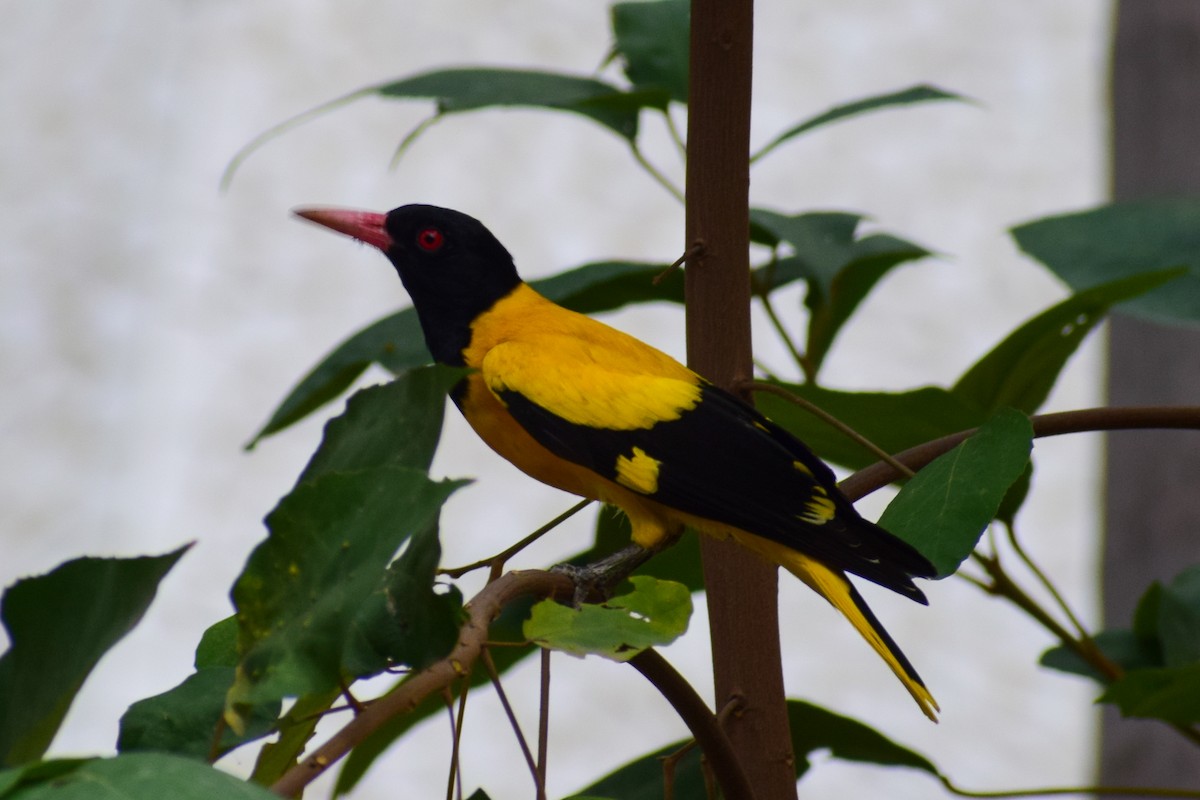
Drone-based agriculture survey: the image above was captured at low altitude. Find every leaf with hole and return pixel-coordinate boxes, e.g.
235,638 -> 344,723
953,270 -> 1184,414
524,576 -> 691,661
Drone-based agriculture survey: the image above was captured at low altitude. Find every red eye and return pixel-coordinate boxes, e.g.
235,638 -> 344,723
416,227 -> 445,252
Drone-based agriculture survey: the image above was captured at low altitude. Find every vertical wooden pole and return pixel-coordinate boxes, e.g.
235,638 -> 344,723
1105,0 -> 1200,789
685,0 -> 798,797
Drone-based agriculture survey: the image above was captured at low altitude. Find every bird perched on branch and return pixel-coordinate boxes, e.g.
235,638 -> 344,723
294,203 -> 939,720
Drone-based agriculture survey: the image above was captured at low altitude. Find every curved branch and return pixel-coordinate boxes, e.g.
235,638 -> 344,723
628,649 -> 757,800
272,572 -> 757,800
840,406 -> 1200,501
271,569 -> 573,798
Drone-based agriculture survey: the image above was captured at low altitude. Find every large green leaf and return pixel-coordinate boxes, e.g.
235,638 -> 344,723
788,699 -> 937,777
750,208 -> 931,376
753,382 -> 983,471
1039,630 -> 1161,682
0,548 -> 188,767
611,0 -> 690,103
1157,565 -> 1200,667
253,261 -> 680,443
118,668 -> 279,761
525,576 -> 691,662
568,699 -> 938,799
752,84 -> 968,163
342,521 -> 464,677
227,468 -> 464,723
298,366 -> 461,482
248,311 -> 426,446
0,754 -> 280,800
878,408 -> 1033,577
1012,199 -> 1200,324
953,270 -> 1185,414
377,68 -> 665,142
1099,664 -> 1200,725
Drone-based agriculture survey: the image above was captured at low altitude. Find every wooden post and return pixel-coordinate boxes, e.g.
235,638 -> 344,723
685,0 -> 798,797
1105,0 -> 1200,789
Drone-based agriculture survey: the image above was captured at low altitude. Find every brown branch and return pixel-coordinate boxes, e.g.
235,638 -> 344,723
270,569 -> 573,798
840,405 -> 1200,501
271,571 -> 758,800
628,649 -> 757,800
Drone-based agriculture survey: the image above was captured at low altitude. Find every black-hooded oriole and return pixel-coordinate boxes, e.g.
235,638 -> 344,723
294,203 -> 939,720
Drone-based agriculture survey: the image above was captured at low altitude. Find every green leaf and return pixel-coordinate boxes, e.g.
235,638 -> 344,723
788,699 -> 938,778
1039,630 -> 1161,682
1157,565 -> 1200,668
878,409 -> 1033,577
0,548 -> 188,767
195,616 -> 239,669
953,270 -> 1184,414
249,689 -> 339,786
253,261 -> 681,444
611,0 -> 690,103
299,367 -> 460,483
227,468 -> 465,722
1100,664 -> 1200,724
752,84 -> 968,163
0,753 -> 281,800
750,209 -> 931,376
0,760 -> 91,797
118,668 -> 279,760
343,522 -> 464,677
1012,199 -> 1200,324
535,260 -> 683,314
376,68 -> 663,141
525,576 -> 691,662
248,310 -> 427,446
570,699 -> 938,799
568,741 -> 705,800
753,382 -> 983,471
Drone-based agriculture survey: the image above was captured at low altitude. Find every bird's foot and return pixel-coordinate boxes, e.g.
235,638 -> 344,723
553,544 -> 656,606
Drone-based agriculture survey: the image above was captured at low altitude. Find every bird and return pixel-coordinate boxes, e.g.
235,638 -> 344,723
293,203 -> 939,720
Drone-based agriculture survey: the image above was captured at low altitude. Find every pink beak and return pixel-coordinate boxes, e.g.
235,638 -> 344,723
292,207 -> 393,251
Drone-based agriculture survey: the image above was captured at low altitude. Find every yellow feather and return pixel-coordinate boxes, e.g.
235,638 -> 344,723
729,530 -> 940,721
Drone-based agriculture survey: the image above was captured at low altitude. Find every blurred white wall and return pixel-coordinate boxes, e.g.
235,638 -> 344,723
0,2 -> 1111,798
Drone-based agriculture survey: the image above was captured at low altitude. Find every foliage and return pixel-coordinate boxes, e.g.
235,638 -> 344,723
7,2 -> 1200,798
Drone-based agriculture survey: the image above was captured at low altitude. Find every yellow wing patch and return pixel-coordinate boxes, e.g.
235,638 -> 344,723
615,447 -> 662,495
472,286 -> 704,431
796,485 -> 837,525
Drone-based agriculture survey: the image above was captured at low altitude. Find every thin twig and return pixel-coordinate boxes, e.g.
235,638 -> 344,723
746,380 -> 916,478
653,242 -> 705,285
840,405 -> 1200,501
536,648 -> 551,800
756,289 -> 810,377
940,773 -> 1200,798
440,499 -> 593,578
480,650 -> 540,788
630,141 -> 684,202
1002,522 -> 1091,640
627,650 -> 757,800
271,570 -> 574,798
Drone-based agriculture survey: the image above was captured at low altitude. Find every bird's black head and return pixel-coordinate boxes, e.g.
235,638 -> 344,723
294,203 -> 523,365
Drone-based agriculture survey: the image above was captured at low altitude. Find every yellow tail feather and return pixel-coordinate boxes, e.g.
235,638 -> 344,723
731,531 -> 940,722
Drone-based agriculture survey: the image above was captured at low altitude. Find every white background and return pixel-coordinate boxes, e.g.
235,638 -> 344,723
1,2 -> 1111,798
